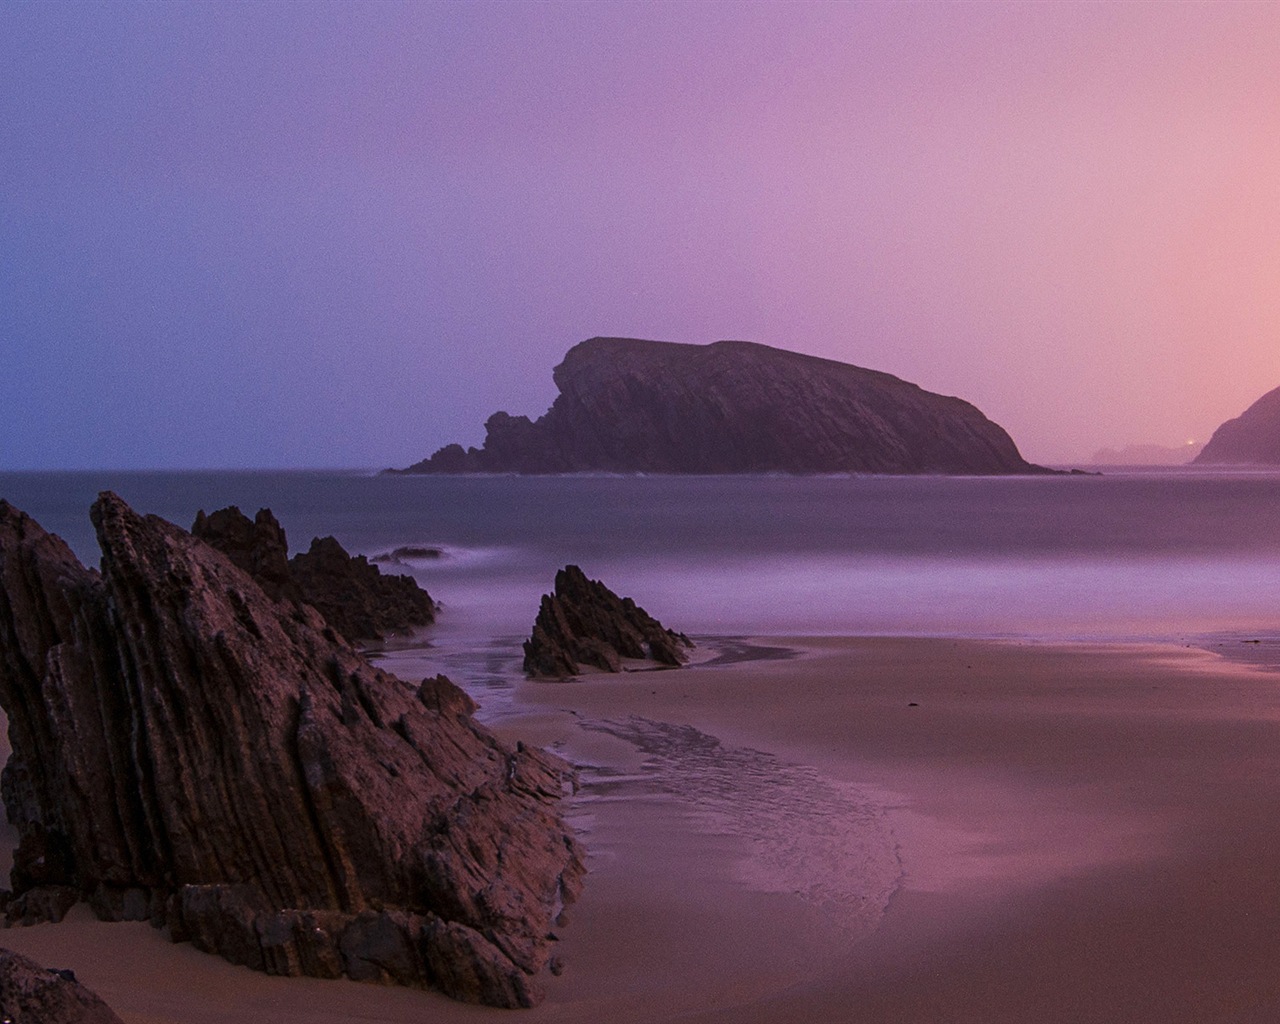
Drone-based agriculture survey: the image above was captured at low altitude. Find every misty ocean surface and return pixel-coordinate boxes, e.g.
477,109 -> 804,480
4,470 -> 1280,681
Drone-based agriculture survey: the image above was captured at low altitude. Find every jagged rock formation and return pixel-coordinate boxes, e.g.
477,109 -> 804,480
523,565 -> 692,678
394,337 -> 1044,475
290,537 -> 436,644
1194,385 -> 1280,464
0,494 -> 584,1008
192,505 -> 436,644
191,506 -> 300,601
0,948 -> 124,1024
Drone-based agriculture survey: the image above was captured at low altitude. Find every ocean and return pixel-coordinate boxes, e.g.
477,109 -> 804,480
4,468 -> 1280,694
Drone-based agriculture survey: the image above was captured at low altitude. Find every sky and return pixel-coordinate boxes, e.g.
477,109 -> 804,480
5,0 -> 1280,469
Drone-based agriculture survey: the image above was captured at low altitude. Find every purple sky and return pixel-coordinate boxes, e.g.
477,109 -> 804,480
5,1 -> 1280,469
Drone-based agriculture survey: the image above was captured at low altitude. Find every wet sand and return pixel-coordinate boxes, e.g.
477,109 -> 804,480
6,637 -> 1280,1023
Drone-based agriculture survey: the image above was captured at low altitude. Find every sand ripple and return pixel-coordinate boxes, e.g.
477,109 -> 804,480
574,715 -> 902,938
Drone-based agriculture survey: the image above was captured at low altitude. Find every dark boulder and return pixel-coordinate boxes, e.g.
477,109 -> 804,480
0,947 -> 124,1024
523,565 -> 692,678
0,494 -> 584,1008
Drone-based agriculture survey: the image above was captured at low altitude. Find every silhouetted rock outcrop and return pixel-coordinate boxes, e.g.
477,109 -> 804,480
523,565 -> 692,678
0,494 -> 584,1008
394,337 -> 1044,475
0,948 -> 124,1024
1194,386 -> 1280,465
290,536 -> 436,644
191,506 -> 300,601
192,506 -> 436,644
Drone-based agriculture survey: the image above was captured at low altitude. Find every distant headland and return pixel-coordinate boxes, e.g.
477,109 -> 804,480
1194,384 -> 1280,465
391,337 -> 1047,475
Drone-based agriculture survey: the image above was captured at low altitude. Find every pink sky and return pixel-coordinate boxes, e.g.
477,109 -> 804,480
4,1 -> 1280,467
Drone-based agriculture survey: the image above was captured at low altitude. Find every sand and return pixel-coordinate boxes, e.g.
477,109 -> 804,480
6,636 -> 1280,1023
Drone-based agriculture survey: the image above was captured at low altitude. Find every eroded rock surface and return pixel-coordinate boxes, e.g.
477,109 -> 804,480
290,536 -> 436,644
0,494 -> 583,1007
191,505 -> 299,602
523,565 -> 692,678
0,947 -> 124,1024
192,505 -> 436,643
395,337 -> 1045,475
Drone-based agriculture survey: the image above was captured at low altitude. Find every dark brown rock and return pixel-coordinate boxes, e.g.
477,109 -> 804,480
6,886 -> 79,926
417,673 -> 478,717
0,494 -> 584,1008
1194,384 -> 1280,465
290,535 -> 436,643
422,914 -> 541,1007
0,947 -> 124,1024
191,505 -> 299,602
394,337 -> 1046,475
523,565 -> 692,678
192,505 -> 436,644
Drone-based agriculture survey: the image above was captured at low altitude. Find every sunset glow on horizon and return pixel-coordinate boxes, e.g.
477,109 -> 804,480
5,1 -> 1280,468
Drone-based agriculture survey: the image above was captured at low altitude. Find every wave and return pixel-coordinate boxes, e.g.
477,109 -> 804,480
366,542 -> 524,572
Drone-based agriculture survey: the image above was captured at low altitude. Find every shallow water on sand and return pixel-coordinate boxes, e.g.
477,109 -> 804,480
574,714 -> 901,930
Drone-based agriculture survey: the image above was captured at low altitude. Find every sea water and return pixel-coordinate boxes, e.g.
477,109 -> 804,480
7,469 -> 1273,925
4,468 -> 1280,672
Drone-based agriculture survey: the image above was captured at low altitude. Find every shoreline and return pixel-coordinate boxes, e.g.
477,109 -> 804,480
4,635 -> 1280,1022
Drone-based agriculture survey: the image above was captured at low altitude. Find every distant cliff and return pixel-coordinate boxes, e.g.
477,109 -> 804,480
1092,442 -> 1202,466
393,338 -> 1044,475
1194,386 -> 1280,465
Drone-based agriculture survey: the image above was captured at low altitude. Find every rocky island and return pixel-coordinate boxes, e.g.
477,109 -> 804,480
0,494 -> 583,1008
1194,384 -> 1280,465
393,337 -> 1044,475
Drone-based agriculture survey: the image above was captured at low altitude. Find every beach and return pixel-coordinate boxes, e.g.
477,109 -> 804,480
11,0 -> 1280,1012
5,635 -> 1280,1022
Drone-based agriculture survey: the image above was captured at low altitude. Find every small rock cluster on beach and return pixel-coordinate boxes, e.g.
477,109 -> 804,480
191,505 -> 436,643
0,494 -> 584,1008
0,948 -> 123,1024
524,564 -> 693,677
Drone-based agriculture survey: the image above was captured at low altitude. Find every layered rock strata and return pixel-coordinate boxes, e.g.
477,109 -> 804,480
395,337 -> 1044,475
1194,385 -> 1280,464
0,494 -> 583,1007
192,505 -> 436,643
190,506 -> 300,602
524,565 -> 692,678
0,948 -> 124,1024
